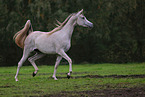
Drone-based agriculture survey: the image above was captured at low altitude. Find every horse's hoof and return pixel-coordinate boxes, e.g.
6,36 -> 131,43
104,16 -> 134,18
67,74 -> 71,79
15,79 -> 19,82
32,72 -> 36,77
52,76 -> 58,80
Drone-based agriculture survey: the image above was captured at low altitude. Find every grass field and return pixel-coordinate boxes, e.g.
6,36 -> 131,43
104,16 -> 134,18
0,63 -> 145,96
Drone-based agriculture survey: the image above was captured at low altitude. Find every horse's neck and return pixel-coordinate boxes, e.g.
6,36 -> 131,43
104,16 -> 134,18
61,17 -> 76,39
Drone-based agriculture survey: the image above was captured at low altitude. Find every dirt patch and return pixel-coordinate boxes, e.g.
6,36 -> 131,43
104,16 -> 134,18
46,87 -> 145,97
84,74 -> 145,78
0,85 -> 15,88
56,74 -> 145,79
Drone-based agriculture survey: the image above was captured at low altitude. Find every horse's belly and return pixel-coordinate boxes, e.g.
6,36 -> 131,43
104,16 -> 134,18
36,44 -> 56,54
35,35 -> 56,54
37,46 -> 56,54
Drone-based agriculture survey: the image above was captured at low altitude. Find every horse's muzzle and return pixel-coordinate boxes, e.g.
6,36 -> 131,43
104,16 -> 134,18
87,23 -> 93,28
89,23 -> 93,28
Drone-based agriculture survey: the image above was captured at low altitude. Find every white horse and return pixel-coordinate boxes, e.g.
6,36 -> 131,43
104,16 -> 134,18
13,9 -> 93,81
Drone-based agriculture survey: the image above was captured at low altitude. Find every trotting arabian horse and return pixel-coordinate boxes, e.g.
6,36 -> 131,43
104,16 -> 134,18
14,9 -> 93,81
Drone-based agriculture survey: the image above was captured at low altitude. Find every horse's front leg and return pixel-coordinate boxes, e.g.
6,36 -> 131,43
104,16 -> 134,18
58,50 -> 72,79
52,56 -> 62,80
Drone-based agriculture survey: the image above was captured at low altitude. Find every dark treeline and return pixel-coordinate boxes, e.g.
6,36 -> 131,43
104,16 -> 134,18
0,0 -> 145,66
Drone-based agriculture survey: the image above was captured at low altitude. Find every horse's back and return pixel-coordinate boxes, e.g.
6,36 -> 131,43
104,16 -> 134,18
24,31 -> 45,49
25,31 -> 56,54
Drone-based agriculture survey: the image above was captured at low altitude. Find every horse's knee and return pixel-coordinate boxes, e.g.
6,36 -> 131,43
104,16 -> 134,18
28,58 -> 33,63
18,62 -> 22,68
68,59 -> 72,64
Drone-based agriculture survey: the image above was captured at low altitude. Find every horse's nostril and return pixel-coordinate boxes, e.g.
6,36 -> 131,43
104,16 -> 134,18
89,23 -> 93,28
90,23 -> 93,28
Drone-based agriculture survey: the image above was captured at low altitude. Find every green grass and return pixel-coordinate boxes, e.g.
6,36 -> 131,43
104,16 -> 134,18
0,63 -> 145,96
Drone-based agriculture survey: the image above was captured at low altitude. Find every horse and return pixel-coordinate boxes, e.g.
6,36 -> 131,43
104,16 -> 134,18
13,9 -> 93,81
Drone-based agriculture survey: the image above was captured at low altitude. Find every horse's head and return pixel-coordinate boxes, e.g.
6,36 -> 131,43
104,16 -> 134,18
75,9 -> 93,28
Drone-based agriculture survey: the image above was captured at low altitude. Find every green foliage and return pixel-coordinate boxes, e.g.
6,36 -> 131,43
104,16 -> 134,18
0,0 -> 145,66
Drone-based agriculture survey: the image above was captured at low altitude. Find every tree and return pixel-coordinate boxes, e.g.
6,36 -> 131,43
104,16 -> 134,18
0,0 -> 145,66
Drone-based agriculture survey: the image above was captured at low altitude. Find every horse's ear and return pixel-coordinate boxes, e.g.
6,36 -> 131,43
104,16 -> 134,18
76,9 -> 83,17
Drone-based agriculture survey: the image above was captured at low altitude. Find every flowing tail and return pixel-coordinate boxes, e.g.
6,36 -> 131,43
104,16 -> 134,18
13,20 -> 33,48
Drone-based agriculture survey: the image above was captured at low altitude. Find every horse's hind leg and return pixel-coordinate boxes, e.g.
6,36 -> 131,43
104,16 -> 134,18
28,53 -> 45,77
15,48 -> 31,81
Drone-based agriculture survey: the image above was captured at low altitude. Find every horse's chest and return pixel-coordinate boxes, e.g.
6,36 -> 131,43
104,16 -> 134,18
59,40 -> 71,52
64,42 -> 71,51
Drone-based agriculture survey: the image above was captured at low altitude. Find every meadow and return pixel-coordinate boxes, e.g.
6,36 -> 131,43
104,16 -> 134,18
0,63 -> 145,96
